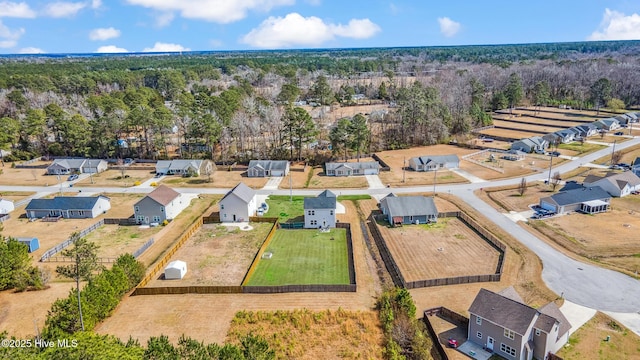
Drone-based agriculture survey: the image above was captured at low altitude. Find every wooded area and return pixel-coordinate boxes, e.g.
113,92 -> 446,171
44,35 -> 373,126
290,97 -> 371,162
0,40 -> 639,163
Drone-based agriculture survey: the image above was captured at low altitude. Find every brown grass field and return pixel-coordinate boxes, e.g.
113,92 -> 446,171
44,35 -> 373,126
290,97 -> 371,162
378,218 -> 501,282
226,309 -> 384,360
557,313 -> 640,360
146,223 -> 273,287
161,168 -> 268,189
74,169 -> 153,187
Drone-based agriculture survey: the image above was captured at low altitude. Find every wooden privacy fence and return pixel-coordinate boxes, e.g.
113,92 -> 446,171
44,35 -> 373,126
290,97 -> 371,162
241,220 -> 280,286
135,217 -> 203,288
370,211 -> 506,290
40,219 -> 104,261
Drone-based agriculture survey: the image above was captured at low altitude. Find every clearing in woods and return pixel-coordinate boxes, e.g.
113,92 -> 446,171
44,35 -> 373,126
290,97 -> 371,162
377,217 -> 501,281
245,228 -> 350,286
145,222 -> 273,286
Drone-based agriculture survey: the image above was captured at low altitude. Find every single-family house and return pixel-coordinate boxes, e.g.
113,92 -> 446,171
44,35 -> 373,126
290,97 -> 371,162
408,155 -> 459,172
304,190 -> 337,228
25,196 -> 111,219
46,158 -> 107,175
154,159 -> 211,176
325,161 -> 380,176
247,160 -> 290,177
511,136 -> 548,153
468,287 -> 571,360
219,182 -> 257,222
0,199 -> 15,214
134,185 -> 190,225
583,171 -> 640,197
379,194 -> 438,226
593,118 -> 620,131
539,186 -> 611,214
503,149 -> 527,161
633,157 -> 640,177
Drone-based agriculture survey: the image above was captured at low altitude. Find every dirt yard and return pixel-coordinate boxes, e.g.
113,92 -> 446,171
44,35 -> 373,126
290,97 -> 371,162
95,199 -> 383,345
378,218 -> 501,282
75,169 -> 153,187
162,168 -> 268,189
146,222 -> 273,286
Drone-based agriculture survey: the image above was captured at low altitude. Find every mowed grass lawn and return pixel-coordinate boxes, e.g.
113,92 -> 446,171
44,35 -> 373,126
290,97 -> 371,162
246,228 -> 350,285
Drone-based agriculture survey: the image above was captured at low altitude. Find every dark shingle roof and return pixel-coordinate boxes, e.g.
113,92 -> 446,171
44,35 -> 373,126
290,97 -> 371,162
26,196 -> 109,211
469,288 -> 538,336
380,195 -> 438,218
221,182 -> 256,204
304,190 -> 337,210
548,186 -> 611,206
248,160 -> 289,171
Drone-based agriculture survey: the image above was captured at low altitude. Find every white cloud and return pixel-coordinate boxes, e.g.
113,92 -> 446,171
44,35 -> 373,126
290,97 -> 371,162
43,2 -> 86,18
155,12 -> 174,27
588,8 -> 640,41
241,13 -> 381,48
89,27 -> 120,41
124,0 -> 294,24
438,17 -> 461,37
91,0 -> 102,9
19,46 -> 44,53
143,42 -> 190,52
0,1 -> 36,18
95,45 -> 128,53
0,19 -> 24,48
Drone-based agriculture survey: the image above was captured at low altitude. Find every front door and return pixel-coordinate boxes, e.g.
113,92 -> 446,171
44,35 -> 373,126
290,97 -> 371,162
487,337 -> 494,351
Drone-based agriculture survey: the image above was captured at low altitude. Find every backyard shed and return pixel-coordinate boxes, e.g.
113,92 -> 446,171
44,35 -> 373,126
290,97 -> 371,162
164,260 -> 187,280
17,237 -> 40,253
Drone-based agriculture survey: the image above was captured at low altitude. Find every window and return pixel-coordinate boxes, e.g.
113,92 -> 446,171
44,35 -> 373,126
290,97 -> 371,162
500,343 -> 516,357
476,332 -> 482,339
476,316 -> 482,325
535,329 -> 541,336
504,329 -> 515,340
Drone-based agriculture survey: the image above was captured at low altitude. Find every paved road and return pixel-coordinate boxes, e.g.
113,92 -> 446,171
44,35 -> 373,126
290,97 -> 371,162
2,138 -> 640,322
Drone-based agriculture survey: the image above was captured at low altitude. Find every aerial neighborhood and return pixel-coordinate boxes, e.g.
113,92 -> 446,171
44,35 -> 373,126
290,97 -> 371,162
2,41 -> 640,360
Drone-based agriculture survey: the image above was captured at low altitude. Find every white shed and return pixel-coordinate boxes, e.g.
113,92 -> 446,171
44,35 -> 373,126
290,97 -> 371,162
164,260 -> 187,280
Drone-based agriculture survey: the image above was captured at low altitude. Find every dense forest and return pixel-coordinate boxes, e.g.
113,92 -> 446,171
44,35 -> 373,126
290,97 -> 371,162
0,40 -> 639,163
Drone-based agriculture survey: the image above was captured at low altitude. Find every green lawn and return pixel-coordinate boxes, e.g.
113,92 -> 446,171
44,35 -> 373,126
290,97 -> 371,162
264,195 -> 306,222
245,228 -> 350,286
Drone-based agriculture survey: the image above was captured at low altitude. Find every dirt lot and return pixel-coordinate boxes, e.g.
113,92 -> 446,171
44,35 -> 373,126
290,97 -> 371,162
95,199 -> 383,345
146,223 -> 273,287
75,169 -> 153,187
378,218 -> 501,282
0,162 -> 54,186
0,282 -> 76,339
162,168 -> 268,189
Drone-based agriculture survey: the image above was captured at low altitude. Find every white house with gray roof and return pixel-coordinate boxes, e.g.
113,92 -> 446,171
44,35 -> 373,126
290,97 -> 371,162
379,194 -> 438,226
468,287 -> 571,360
408,155 -> 459,172
304,190 -> 337,228
46,158 -> 107,175
325,161 -> 380,176
155,159 -> 211,176
219,182 -> 257,222
247,160 -> 290,177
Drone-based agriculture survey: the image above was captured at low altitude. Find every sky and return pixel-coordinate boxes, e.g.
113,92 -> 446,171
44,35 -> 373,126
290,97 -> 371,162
0,0 -> 639,54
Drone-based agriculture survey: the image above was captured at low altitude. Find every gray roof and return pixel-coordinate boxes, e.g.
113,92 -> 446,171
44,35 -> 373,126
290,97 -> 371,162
546,186 -> 611,206
248,160 -> 289,171
304,190 -> 337,210
26,196 -> 109,211
221,182 -> 255,204
380,195 -> 438,218
325,161 -> 380,171
469,288 -> 538,336
411,154 -> 459,165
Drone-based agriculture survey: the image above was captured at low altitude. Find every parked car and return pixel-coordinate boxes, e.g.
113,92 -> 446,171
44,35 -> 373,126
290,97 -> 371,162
67,174 -> 79,181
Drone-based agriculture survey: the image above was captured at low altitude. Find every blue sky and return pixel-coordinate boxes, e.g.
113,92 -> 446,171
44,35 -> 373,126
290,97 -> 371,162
0,0 -> 639,54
